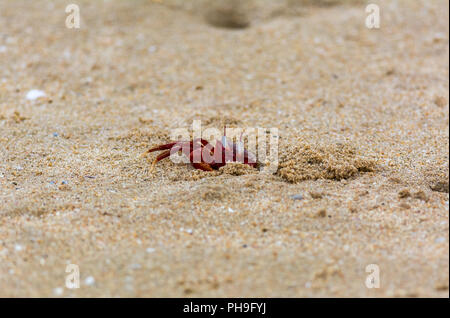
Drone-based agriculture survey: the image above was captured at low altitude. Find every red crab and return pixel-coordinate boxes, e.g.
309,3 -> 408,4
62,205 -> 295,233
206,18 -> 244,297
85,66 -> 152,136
146,129 -> 257,172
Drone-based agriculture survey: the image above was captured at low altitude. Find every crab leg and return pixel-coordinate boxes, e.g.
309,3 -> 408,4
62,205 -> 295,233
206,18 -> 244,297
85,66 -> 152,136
190,148 -> 214,171
148,142 -> 186,173
149,150 -> 172,173
148,140 -> 196,173
147,139 -> 209,153
147,142 -> 179,153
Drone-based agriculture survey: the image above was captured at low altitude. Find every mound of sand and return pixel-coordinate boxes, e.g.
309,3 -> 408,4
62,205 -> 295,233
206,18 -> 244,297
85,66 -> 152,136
277,141 -> 376,182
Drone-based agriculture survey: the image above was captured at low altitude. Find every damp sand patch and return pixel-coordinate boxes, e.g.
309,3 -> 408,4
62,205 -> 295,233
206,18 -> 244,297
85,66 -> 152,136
277,141 -> 376,183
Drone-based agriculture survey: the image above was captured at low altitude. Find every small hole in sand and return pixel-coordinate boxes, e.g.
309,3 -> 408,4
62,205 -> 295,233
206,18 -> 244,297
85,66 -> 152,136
205,9 -> 250,30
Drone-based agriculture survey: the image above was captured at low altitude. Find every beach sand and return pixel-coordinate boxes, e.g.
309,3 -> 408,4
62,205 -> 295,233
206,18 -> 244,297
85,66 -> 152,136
0,0 -> 448,297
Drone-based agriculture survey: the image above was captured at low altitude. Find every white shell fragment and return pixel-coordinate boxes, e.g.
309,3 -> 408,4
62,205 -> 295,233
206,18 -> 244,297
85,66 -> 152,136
26,89 -> 46,100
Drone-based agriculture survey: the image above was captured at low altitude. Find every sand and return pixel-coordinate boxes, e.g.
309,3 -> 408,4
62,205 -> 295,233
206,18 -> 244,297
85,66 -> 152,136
0,0 -> 448,297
